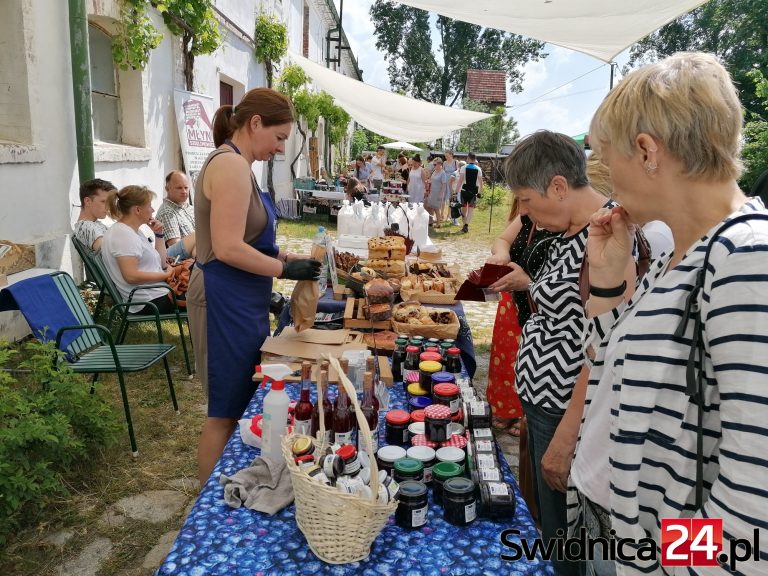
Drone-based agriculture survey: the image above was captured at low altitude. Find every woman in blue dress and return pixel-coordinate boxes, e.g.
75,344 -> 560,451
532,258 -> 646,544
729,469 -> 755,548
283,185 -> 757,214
187,88 -> 320,485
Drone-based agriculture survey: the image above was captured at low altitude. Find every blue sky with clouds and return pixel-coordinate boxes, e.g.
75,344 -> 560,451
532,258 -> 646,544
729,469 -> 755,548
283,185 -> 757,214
335,1 -> 631,141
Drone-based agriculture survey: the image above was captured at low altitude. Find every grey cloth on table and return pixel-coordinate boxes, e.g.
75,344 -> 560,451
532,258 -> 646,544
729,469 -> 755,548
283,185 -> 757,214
219,456 -> 294,514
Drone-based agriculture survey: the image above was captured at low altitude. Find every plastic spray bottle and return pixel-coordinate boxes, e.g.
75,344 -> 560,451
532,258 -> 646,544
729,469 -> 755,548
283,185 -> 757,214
259,364 -> 294,461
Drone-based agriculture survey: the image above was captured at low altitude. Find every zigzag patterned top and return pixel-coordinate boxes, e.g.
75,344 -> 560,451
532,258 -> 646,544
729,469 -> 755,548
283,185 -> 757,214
514,215 -> 599,411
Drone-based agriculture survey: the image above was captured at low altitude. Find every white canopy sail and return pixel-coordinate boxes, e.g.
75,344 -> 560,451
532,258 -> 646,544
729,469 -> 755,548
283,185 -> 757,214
394,0 -> 707,62
289,52 -> 491,142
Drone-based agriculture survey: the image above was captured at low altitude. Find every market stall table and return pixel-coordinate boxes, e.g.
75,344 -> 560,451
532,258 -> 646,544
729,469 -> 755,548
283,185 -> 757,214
160,383 -> 552,575
274,288 -> 478,378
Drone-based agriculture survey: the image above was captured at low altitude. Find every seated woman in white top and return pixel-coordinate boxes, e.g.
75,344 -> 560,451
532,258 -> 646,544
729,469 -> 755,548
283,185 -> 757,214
101,185 -> 175,314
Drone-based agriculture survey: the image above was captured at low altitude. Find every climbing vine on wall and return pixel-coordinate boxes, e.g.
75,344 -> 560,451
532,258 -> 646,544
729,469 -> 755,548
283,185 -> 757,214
112,0 -> 221,90
254,14 -> 288,89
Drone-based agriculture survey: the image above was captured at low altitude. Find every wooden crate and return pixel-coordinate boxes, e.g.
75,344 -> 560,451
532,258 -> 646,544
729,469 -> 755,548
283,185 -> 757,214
343,298 -> 392,330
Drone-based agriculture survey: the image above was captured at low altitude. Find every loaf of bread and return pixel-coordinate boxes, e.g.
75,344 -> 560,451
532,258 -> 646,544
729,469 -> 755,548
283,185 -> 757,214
363,259 -> 406,276
364,278 -> 395,304
368,236 -> 407,260
363,303 -> 393,322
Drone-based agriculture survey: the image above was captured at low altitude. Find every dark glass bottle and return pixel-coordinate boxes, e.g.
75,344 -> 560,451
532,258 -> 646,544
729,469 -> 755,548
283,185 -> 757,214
310,368 -> 333,445
333,361 -> 355,445
392,337 -> 409,383
293,361 -> 314,436
359,371 -> 379,454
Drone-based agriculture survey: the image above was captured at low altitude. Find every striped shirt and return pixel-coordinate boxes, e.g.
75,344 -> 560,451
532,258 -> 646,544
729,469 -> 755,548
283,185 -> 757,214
568,199 -> 768,575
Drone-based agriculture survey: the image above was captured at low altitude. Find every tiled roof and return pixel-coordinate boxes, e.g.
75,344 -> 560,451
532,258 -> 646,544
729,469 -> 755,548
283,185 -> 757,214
465,69 -> 507,104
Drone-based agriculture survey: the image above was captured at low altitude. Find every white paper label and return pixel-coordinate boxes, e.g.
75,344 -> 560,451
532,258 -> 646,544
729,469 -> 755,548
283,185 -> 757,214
323,430 -> 333,445
334,430 -> 353,445
473,428 -> 493,438
488,481 -> 509,495
367,425 -> 379,454
470,401 -> 486,416
423,466 -> 433,483
461,389 -> 477,401
412,505 -> 428,527
481,468 -> 501,482
449,398 -> 460,413
293,419 -> 311,436
475,439 -> 494,452
465,501 -> 477,522
402,428 -> 410,443
477,453 -> 496,469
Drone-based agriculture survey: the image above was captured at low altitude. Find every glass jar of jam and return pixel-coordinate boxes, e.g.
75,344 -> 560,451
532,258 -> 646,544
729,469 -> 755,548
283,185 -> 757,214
439,341 -> 452,361
395,480 -> 428,529
444,347 -> 462,378
478,481 -> 516,519
393,457 -> 424,483
443,477 -> 477,526
419,360 -> 442,394
376,445 -> 407,475
426,337 -> 441,349
403,345 -> 421,390
419,351 -> 442,364
432,461 -> 464,505
385,409 -> 411,445
410,409 -> 426,423
424,404 -> 452,442
406,445 -> 437,483
409,336 -> 425,352
433,382 -> 461,416
463,399 -> 492,430
391,337 -> 409,384
435,446 -> 466,475
408,395 -> 433,412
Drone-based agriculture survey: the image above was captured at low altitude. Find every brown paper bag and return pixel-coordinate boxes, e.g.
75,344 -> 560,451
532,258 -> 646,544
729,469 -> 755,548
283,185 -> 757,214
290,243 -> 324,332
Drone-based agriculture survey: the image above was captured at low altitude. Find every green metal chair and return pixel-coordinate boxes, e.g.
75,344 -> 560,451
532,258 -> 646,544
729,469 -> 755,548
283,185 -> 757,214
37,272 -> 178,456
71,237 -> 194,376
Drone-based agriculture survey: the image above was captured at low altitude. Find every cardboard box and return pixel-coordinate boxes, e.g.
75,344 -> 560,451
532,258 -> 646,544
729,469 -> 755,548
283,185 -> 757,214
0,241 -> 36,276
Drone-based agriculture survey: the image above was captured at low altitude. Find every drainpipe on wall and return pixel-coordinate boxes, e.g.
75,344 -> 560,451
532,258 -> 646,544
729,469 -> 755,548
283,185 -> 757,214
68,0 -> 95,183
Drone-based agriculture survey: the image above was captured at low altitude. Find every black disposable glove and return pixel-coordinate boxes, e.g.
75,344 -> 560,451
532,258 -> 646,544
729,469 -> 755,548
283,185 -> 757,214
280,258 -> 321,281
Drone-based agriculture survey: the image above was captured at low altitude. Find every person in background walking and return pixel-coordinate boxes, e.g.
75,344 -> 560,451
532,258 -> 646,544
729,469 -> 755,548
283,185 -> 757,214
455,152 -> 483,233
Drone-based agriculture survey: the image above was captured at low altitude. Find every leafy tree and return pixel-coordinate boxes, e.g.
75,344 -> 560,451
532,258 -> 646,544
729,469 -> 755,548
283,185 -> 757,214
742,70 -> 768,192
254,14 -> 289,89
626,0 -> 768,118
370,2 -> 544,106
457,100 -> 519,153
351,128 -> 368,159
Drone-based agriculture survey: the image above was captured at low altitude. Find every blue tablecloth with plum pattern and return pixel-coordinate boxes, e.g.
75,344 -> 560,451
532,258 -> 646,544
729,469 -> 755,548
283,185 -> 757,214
160,382 -> 553,575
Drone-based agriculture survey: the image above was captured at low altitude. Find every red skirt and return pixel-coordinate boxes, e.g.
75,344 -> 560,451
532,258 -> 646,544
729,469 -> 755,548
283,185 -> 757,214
486,291 -> 524,420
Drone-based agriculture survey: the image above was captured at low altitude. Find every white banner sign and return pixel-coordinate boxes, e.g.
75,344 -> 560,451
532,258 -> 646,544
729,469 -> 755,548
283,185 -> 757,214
173,89 -> 216,183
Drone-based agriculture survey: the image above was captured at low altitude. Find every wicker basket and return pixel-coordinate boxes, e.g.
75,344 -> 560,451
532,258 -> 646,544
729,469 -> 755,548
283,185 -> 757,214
281,355 -> 398,564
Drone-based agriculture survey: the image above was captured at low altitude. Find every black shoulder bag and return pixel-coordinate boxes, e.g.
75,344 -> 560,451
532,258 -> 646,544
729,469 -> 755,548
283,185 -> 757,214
673,212 -> 768,508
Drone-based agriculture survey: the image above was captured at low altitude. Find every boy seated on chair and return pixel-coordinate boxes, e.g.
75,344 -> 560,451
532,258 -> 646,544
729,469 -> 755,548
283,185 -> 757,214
73,178 -> 117,254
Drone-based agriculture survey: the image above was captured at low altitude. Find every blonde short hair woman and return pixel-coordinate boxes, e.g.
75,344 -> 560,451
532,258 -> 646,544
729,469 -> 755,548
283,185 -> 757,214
570,53 -> 767,575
